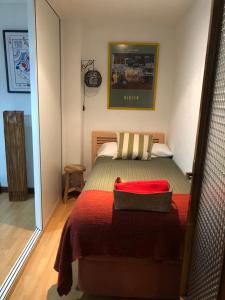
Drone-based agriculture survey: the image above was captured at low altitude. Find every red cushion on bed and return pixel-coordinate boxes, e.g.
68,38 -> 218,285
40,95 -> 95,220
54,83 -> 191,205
114,179 -> 170,194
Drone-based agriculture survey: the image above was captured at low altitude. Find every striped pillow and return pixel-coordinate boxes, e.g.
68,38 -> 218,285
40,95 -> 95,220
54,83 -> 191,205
113,132 -> 153,160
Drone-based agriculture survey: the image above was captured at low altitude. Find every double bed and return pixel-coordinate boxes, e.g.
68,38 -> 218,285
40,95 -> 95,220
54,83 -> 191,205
55,131 -> 191,299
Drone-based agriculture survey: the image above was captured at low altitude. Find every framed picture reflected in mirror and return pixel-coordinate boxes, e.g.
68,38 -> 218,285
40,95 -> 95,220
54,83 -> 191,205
3,30 -> 30,93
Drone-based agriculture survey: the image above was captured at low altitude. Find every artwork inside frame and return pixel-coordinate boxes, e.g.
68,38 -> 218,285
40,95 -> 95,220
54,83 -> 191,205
108,42 -> 159,110
3,30 -> 30,93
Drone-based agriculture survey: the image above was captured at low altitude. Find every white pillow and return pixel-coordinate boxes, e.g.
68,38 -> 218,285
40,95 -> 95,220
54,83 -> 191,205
97,142 -> 173,158
151,143 -> 173,157
97,142 -> 117,157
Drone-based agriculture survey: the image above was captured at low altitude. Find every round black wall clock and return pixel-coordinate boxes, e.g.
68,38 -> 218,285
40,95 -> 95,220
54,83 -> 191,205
84,70 -> 102,87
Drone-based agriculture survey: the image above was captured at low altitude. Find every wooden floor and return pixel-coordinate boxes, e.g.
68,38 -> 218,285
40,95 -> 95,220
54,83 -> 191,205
8,198 -> 78,300
8,198 -> 156,300
8,197 -> 181,300
0,193 -> 35,284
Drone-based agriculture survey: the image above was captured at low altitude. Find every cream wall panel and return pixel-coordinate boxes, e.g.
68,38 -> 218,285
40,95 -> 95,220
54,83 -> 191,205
168,0 -> 211,173
61,18 -> 83,167
35,0 -> 62,227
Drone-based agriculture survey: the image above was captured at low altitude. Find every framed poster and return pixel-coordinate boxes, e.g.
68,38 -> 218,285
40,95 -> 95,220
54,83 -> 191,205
108,42 -> 159,110
3,30 -> 30,93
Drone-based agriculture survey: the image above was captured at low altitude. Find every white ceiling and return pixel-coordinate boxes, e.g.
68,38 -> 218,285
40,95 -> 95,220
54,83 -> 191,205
48,0 -> 194,24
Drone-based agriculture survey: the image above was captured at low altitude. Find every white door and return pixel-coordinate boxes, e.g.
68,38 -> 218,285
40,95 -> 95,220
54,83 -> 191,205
35,0 -> 62,227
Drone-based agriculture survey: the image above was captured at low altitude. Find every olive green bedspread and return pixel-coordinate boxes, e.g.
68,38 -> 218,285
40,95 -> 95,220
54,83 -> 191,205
84,157 -> 191,194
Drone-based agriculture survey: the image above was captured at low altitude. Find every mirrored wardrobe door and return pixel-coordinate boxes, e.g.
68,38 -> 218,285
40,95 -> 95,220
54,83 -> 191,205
0,0 -> 36,287
0,0 -> 43,298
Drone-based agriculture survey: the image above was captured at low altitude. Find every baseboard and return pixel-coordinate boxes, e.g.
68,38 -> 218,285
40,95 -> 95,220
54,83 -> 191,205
42,196 -> 61,229
0,186 -> 35,194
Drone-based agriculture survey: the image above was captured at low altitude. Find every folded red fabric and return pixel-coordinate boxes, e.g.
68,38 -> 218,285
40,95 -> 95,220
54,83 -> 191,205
114,179 -> 170,194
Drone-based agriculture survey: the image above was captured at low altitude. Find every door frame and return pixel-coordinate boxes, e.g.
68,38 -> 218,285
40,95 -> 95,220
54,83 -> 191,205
27,0 -> 43,230
180,0 -> 225,296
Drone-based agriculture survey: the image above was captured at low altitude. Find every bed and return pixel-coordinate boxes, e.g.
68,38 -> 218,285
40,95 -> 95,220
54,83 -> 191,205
55,131 -> 191,299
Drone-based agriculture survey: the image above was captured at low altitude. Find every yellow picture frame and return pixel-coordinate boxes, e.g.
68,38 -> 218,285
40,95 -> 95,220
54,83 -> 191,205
108,42 -> 159,110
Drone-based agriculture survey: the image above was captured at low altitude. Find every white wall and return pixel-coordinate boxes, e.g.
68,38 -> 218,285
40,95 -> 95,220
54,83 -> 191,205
35,0 -> 62,227
61,18 -> 83,167
60,0 -> 211,177
82,21 -> 175,174
0,3 -> 34,187
168,0 -> 211,173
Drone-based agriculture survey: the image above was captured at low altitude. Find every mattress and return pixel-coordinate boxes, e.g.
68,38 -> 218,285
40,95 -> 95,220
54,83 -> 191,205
84,156 -> 191,194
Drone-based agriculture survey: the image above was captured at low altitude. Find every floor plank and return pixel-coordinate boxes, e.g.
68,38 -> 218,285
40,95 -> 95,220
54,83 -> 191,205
0,193 -> 35,284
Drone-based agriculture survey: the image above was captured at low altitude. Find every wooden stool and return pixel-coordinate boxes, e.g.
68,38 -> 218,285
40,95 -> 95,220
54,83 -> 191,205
63,164 -> 86,202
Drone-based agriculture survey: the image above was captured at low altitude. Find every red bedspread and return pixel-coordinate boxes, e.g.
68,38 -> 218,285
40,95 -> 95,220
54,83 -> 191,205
54,190 -> 190,296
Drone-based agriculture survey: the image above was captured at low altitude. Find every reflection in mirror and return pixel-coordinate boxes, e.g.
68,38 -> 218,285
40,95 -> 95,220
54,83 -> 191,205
0,0 -> 35,286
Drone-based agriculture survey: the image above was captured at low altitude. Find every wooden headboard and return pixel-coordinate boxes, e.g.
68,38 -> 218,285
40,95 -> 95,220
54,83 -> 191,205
92,131 -> 165,164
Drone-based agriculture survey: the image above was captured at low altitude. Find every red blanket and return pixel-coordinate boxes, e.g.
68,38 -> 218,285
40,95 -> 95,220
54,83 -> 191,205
54,190 -> 190,296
